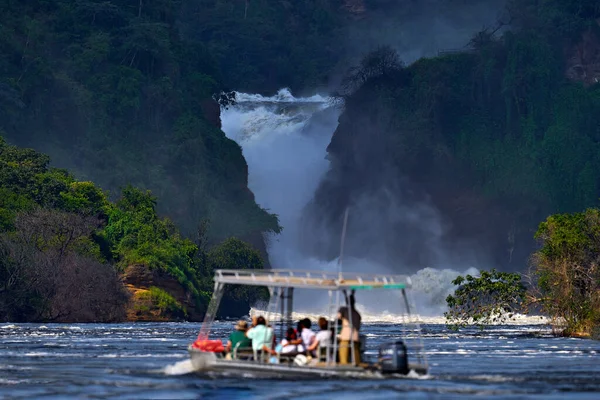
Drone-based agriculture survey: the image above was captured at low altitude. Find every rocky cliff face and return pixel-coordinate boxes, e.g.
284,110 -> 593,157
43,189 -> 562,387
122,264 -> 203,322
566,25 -> 600,86
300,87 -> 527,272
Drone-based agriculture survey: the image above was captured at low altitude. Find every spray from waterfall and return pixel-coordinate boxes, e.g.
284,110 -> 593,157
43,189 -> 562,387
220,89 -> 479,317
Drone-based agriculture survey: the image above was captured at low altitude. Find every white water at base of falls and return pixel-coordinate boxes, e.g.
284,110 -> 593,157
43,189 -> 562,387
219,89 -> 542,322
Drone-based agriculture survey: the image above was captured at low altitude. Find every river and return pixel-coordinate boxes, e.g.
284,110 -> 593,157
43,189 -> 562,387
1,322 -> 599,399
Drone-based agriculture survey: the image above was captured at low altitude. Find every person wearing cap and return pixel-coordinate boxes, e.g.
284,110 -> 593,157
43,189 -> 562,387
226,320 -> 252,353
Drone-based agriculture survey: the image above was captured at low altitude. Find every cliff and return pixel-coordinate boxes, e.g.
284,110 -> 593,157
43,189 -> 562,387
123,265 -> 201,322
0,0 -> 281,257
566,24 -> 600,86
302,19 -> 600,272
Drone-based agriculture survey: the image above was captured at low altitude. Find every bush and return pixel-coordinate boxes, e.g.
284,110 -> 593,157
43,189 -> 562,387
136,286 -> 187,320
207,237 -> 269,317
0,209 -> 129,322
445,269 -> 526,330
531,210 -> 600,336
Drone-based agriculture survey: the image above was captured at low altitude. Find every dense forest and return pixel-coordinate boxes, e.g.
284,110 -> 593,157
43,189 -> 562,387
0,0 -> 281,248
0,137 -> 268,321
302,0 -> 600,272
1,0 -> 600,321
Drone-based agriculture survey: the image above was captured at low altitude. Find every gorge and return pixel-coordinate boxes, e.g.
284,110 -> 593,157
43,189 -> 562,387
1,0 -> 600,322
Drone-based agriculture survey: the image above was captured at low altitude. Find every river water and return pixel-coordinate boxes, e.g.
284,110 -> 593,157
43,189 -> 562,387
1,322 -> 599,399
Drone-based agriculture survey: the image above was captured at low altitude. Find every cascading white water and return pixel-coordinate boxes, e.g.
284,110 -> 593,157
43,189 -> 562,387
219,88 -> 479,317
221,89 -> 338,269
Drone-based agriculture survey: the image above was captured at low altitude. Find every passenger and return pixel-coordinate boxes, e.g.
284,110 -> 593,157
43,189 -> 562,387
289,319 -> 311,354
299,318 -> 317,357
306,317 -> 332,359
276,327 -> 299,354
337,293 -> 362,365
246,315 -> 276,355
225,320 -> 251,353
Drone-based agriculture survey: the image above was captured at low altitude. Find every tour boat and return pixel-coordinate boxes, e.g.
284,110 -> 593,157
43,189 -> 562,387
187,268 -> 429,379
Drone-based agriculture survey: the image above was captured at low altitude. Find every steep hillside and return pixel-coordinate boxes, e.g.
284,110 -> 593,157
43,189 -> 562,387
302,1 -> 600,272
0,0 -> 279,249
0,137 -> 267,322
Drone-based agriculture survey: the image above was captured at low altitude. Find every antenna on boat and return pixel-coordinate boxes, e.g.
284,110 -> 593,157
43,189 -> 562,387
337,206 -> 350,280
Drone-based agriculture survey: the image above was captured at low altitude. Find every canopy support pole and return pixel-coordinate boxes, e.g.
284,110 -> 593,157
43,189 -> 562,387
197,281 -> 224,340
285,287 -> 294,329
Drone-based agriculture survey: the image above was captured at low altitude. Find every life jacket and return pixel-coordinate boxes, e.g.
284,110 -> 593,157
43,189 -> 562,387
191,339 -> 225,353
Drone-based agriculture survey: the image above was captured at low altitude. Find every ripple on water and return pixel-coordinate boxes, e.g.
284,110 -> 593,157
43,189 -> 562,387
1,322 -> 599,399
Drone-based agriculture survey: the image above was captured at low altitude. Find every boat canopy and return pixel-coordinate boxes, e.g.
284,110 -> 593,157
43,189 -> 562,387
213,269 -> 412,291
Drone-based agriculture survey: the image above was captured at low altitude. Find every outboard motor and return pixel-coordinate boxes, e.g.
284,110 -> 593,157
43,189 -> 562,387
378,340 -> 409,374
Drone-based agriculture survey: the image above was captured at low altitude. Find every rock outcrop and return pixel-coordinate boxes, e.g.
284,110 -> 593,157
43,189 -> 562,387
122,264 -> 203,322
566,26 -> 600,86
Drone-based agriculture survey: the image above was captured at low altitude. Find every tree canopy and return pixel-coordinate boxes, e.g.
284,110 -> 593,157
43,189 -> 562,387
0,138 -> 267,321
445,269 -> 526,330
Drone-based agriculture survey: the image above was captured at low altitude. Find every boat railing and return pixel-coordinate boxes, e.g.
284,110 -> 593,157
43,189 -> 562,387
213,269 -> 412,290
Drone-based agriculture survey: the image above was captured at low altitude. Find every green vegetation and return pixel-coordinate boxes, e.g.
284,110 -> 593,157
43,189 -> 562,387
0,138 -> 267,321
446,210 -> 600,338
207,237 -> 269,315
136,287 -> 188,320
2,0 -> 599,324
531,210 -> 600,337
0,0 -> 281,244
316,0 -> 600,268
445,269 -> 526,330
181,0 -> 346,92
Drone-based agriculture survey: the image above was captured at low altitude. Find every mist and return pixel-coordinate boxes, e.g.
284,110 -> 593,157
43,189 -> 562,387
219,0 -> 513,316
219,90 -> 482,316
326,0 -> 508,89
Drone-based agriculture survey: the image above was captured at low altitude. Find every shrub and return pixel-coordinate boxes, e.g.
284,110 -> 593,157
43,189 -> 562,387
445,269 -> 526,330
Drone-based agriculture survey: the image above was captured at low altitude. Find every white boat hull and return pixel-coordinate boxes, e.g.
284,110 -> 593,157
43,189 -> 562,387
188,347 -> 427,380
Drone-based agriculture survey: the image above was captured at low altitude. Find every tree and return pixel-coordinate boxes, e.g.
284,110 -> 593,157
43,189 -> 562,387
341,46 -> 404,94
0,209 -> 129,322
207,237 -> 268,317
445,269 -> 526,330
531,210 -> 600,336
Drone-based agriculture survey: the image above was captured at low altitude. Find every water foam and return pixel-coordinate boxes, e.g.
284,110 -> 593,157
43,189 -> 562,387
234,88 -> 330,103
220,89 -> 518,318
162,359 -> 197,376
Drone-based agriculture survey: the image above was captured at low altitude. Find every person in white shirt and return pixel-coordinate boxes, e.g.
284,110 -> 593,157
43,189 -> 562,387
291,318 -> 316,356
276,327 -> 300,354
306,317 -> 332,360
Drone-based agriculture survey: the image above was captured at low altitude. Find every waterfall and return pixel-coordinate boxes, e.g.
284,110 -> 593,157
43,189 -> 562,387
220,88 -> 479,316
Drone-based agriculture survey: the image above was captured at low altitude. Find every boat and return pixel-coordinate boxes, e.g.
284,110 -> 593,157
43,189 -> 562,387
187,268 -> 429,379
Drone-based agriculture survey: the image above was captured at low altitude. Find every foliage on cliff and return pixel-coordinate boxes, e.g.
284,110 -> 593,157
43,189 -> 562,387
310,0 -> 600,269
0,138 -> 267,322
180,0 -> 346,93
0,0 -> 280,244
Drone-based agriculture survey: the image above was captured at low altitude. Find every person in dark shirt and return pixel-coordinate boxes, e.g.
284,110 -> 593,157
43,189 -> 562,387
226,320 -> 251,353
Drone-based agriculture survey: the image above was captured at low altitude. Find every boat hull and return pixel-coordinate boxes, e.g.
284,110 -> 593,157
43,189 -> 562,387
188,347 -> 427,380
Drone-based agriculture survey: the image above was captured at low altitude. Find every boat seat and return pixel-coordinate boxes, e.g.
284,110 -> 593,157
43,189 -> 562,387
232,343 -> 254,360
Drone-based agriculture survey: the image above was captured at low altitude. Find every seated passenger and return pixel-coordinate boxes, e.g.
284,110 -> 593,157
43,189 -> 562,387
276,327 -> 300,354
299,318 -> 316,356
246,315 -> 276,355
306,317 -> 332,359
226,320 -> 251,353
